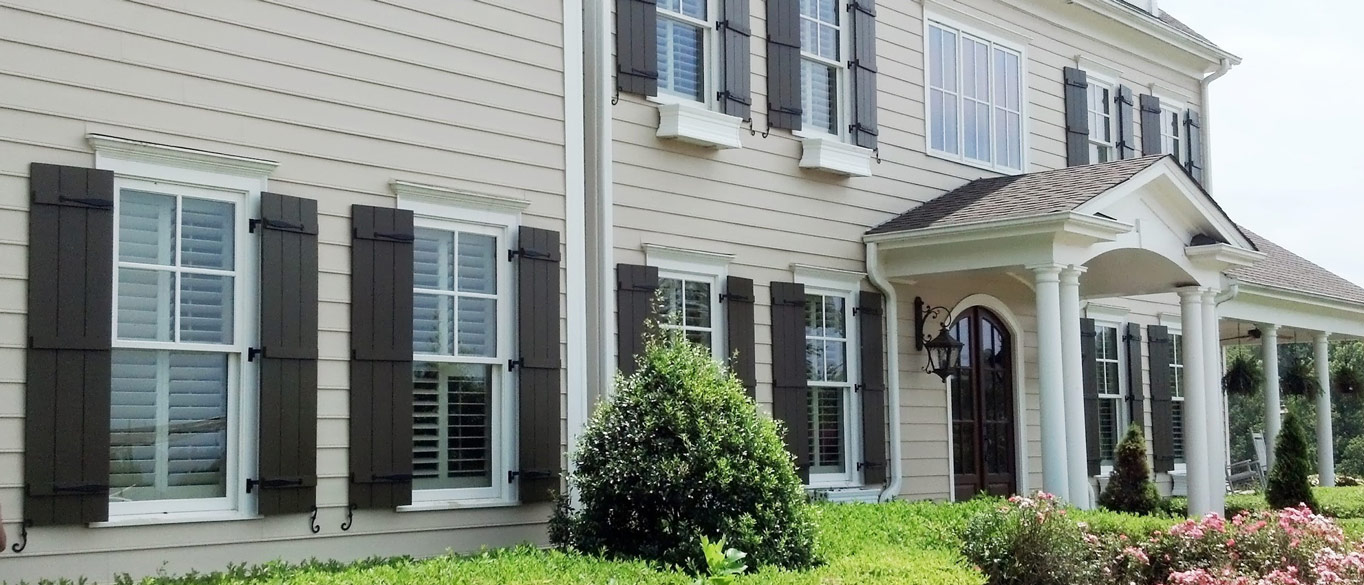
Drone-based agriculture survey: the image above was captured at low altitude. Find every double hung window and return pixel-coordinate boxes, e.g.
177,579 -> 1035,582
1095,324 -> 1124,465
804,292 -> 856,484
800,0 -> 843,135
1087,79 -> 1117,163
926,18 -> 1024,172
111,177 -> 254,515
658,274 -> 723,360
657,0 -> 711,102
410,217 -> 513,501
1161,106 -> 1184,164
1169,332 -> 1186,463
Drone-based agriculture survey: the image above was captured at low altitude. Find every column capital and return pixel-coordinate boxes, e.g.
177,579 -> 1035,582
1027,263 -> 1066,279
1258,323 -> 1280,335
1314,331 -> 1333,343
1059,265 -> 1087,284
1176,286 -> 1207,301
1200,288 -> 1220,302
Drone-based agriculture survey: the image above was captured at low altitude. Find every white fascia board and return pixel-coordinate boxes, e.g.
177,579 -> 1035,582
1220,289 -> 1364,340
1065,0 -> 1241,66
1230,282 -> 1364,319
864,212 -> 1130,250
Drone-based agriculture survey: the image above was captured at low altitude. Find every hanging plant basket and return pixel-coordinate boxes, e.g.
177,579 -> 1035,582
1223,351 -> 1263,396
1333,360 -> 1364,394
1281,356 -> 1321,397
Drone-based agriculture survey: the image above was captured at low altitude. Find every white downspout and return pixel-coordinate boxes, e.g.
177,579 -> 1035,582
564,0 -> 588,483
1199,58 -> 1233,193
866,242 -> 903,502
585,0 -> 616,407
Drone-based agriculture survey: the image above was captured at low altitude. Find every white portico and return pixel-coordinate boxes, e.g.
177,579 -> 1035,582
866,155 -> 1263,516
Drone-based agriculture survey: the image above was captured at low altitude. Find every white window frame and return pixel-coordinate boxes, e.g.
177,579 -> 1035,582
922,10 -> 1029,174
796,0 -> 851,140
644,244 -> 732,363
1168,330 -> 1186,467
793,265 -> 864,489
398,184 -> 526,508
1093,321 -> 1126,472
95,140 -> 269,521
1078,59 -> 1121,165
654,0 -> 719,107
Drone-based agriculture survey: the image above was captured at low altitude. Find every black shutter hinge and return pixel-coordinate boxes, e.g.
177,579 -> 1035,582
716,20 -> 752,37
50,482 -> 109,495
57,196 -> 113,209
246,477 -> 304,493
857,461 -> 884,471
854,383 -> 864,393
509,470 -> 557,483
716,90 -> 752,106
248,347 -> 263,362
251,218 -> 307,234
508,248 -> 554,262
508,358 -> 524,371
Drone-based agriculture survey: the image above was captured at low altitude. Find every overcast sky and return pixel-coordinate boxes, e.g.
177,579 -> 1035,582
1155,1 -> 1364,287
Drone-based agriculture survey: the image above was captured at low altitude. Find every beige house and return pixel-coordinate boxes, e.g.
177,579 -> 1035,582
1,0 -> 1360,582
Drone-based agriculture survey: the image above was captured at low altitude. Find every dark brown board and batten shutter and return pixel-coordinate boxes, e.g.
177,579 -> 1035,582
1063,67 -> 1090,167
766,0 -> 802,131
616,0 -> 659,97
1185,111 -> 1204,184
25,163 -> 114,526
1139,94 -> 1163,156
1123,323 -> 1144,429
848,0 -> 878,149
857,291 -> 887,485
718,0 -> 752,119
725,276 -> 757,398
253,192 -> 320,515
1147,325 -> 1176,473
1080,318 -> 1101,477
1116,85 -> 1135,160
515,227 -> 562,503
349,205 -> 415,509
770,281 -> 810,482
616,264 -> 658,376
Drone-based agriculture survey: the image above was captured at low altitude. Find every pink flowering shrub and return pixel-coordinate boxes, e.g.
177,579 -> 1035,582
962,494 -> 1364,585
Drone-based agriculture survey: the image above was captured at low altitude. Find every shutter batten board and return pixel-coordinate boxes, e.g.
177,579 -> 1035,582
1123,322 -> 1144,429
1139,94 -> 1163,156
257,192 -> 320,515
26,162 -> 115,526
1147,325 -> 1176,472
516,227 -> 562,503
857,291 -> 887,485
1116,85 -> 1135,160
719,0 -> 752,119
770,281 -> 810,483
349,205 -> 416,510
765,0 -> 802,131
1063,67 -> 1090,167
849,0 -> 878,149
616,0 -> 659,96
725,276 -> 757,397
615,263 -> 659,376
1080,317 -> 1101,477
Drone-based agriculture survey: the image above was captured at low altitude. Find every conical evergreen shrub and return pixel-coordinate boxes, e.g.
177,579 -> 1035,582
1266,410 -> 1320,511
550,328 -> 819,572
1097,424 -> 1161,515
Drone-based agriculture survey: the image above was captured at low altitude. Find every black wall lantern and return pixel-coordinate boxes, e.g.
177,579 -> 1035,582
915,297 -> 964,382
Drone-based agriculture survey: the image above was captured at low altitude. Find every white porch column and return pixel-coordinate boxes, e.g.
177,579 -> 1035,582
1201,289 -> 1226,514
1032,264 -> 1070,501
1060,266 -> 1091,508
1315,332 -> 1335,487
1261,324 -> 1281,470
1179,287 -> 1211,517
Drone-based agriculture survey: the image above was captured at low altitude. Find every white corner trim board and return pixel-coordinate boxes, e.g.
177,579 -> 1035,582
655,102 -> 744,149
88,134 -> 278,177
798,136 -> 874,177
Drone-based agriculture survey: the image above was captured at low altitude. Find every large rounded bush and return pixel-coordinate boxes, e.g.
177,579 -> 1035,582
551,329 -> 819,572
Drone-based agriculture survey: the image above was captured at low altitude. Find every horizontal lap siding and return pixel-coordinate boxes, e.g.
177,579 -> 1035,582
0,0 -> 567,580
611,0 -> 1207,500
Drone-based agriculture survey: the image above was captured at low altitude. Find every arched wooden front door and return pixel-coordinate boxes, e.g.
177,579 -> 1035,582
950,307 -> 1017,500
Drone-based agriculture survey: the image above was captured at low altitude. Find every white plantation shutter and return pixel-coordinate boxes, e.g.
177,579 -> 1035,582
118,268 -> 174,341
410,363 -> 493,490
656,0 -> 706,100
456,233 -> 496,357
110,351 -> 158,495
412,364 -> 442,483
166,352 -> 228,490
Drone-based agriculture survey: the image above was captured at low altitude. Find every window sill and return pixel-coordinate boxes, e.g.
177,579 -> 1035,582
798,136 -> 873,177
397,497 -> 519,512
924,148 -> 1022,176
654,101 -> 744,149
91,511 -> 262,528
811,486 -> 881,504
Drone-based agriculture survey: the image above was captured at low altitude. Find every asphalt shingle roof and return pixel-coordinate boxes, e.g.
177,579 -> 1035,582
1228,228 -> 1364,306
866,156 -> 1167,235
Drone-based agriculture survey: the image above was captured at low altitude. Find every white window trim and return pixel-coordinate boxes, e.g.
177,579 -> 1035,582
95,139 -> 267,521
655,0 -> 719,106
644,244 -> 734,362
1168,328 -> 1186,471
1078,58 -> 1121,164
1092,320 -> 1126,474
650,0 -> 746,149
921,10 -> 1030,175
399,194 -> 521,507
793,264 -> 864,489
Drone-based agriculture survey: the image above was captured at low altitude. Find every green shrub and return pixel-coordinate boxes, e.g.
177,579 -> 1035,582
960,493 -> 1095,585
551,329 -> 818,572
1339,437 -> 1364,478
1266,410 -> 1320,511
1097,425 -> 1161,515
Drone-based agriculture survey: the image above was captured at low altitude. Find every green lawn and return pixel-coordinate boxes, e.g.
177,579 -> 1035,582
24,492 -> 1364,585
